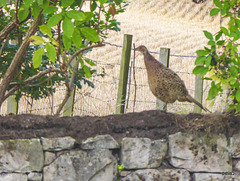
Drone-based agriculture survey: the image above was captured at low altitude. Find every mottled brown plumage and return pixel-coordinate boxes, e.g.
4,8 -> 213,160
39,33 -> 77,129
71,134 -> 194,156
136,45 -> 210,112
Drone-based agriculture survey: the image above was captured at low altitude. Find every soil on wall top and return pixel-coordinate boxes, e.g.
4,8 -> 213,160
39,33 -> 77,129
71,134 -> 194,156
0,110 -> 240,142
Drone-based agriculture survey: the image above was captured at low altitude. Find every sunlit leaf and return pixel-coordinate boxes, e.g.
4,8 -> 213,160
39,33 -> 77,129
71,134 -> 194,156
196,50 -> 208,56
220,26 -> 229,35
62,35 -> 72,50
63,17 -> 74,38
72,29 -> 82,48
236,89 -> 240,102
47,13 -> 62,27
32,2 -> 40,19
39,25 -> 52,37
210,8 -> 220,16
0,0 -> 8,6
85,59 -> 96,66
30,35 -> 45,45
207,82 -> 219,100
33,48 -> 45,68
18,7 -> 29,22
99,0 -> 107,5
46,43 -> 56,63
80,27 -> 100,42
61,0 -> 74,7
83,66 -> 92,78
66,10 -> 86,21
203,30 -> 213,40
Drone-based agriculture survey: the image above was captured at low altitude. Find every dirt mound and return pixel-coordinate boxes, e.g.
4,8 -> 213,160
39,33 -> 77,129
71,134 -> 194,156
0,110 -> 239,142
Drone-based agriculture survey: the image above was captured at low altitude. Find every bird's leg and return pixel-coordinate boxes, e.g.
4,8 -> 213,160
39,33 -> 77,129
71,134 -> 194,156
163,103 -> 167,112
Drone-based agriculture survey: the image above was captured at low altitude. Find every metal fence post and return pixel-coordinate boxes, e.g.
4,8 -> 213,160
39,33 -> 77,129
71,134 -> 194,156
156,48 -> 170,110
116,34 -> 133,114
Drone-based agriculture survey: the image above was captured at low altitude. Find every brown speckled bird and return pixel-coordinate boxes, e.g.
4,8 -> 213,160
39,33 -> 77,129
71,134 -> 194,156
136,45 -> 210,112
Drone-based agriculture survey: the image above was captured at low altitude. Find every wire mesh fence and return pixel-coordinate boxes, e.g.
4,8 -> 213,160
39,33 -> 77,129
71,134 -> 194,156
0,42 -> 228,116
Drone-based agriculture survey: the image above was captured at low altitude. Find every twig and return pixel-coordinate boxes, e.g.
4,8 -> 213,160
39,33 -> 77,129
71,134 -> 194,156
55,59 -> 79,115
67,43 -> 105,68
132,43 -> 137,112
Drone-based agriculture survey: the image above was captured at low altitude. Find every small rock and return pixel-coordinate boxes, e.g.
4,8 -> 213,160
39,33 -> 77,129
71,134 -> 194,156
81,134 -> 119,149
193,173 -> 237,181
41,136 -> 76,151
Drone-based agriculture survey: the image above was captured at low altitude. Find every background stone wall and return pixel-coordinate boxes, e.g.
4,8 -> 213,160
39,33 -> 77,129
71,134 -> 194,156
0,132 -> 240,181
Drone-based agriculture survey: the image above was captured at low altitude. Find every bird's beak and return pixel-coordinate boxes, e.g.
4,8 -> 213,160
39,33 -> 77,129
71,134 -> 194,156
135,47 -> 139,51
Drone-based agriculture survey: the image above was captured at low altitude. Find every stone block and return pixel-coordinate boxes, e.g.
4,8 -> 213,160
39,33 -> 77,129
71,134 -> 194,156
43,149 -> 117,181
41,136 -> 76,151
0,173 -> 27,181
169,132 -> 232,172
0,139 -> 44,172
121,138 -> 167,169
81,134 -> 119,149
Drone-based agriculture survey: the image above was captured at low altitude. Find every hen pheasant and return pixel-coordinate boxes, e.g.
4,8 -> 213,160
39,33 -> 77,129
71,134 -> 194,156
136,45 -> 210,112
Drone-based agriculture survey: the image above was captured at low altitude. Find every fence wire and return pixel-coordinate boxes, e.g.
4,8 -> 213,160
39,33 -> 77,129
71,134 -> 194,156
0,42 -> 227,116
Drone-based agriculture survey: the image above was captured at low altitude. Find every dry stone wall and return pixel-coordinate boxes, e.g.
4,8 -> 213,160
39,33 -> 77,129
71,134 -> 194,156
0,133 -> 240,181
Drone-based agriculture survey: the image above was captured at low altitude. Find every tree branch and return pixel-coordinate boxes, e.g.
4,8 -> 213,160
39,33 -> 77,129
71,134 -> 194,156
55,60 -> 79,116
0,12 -> 43,107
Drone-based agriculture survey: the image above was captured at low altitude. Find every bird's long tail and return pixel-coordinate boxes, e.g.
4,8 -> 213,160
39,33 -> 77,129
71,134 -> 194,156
186,95 -> 211,113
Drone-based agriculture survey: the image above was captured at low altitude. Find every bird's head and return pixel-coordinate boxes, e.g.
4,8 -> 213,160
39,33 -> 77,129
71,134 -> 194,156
136,45 -> 148,55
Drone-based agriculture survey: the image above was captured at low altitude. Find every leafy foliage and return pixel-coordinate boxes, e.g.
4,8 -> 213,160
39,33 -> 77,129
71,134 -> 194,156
193,0 -> 240,111
0,0 -> 126,108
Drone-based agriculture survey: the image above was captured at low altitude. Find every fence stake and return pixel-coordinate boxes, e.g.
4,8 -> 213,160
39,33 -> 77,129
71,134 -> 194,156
116,34 -> 133,114
156,48 -> 170,110
7,95 -> 18,114
63,58 -> 78,116
194,74 -> 203,113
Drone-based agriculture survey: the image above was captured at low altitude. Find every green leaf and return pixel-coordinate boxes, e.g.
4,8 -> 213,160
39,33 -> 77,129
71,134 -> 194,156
32,2 -> 40,19
24,0 -> 32,8
196,50 -> 208,56
66,10 -> 86,21
210,8 -> 220,16
42,6 -> 58,15
235,89 -> 240,102
18,7 -> 29,22
85,58 -> 96,66
99,0 -> 107,5
203,30 -> 213,40
62,35 -> 72,50
39,25 -> 52,37
61,0 -> 74,7
0,0 -> 8,6
83,66 -> 92,78
47,13 -> 62,27
215,31 -> 222,41
46,43 -> 56,63
205,55 -> 212,66
195,56 -> 206,65
220,26 -> 229,35
208,40 -> 215,46
72,29 -> 82,48
216,40 -> 225,45
33,48 -> 45,68
80,27 -> 100,42
213,0 -> 222,8
91,1 -> 97,11
37,0 -> 43,5
193,65 -> 205,75
30,35 -> 45,45
63,17 -> 74,37
207,82 -> 219,100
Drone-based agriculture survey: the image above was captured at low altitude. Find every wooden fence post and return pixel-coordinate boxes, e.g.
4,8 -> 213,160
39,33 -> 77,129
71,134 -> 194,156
156,48 -> 170,110
7,95 -> 18,114
116,34 -> 133,114
194,74 -> 203,113
63,58 -> 78,116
